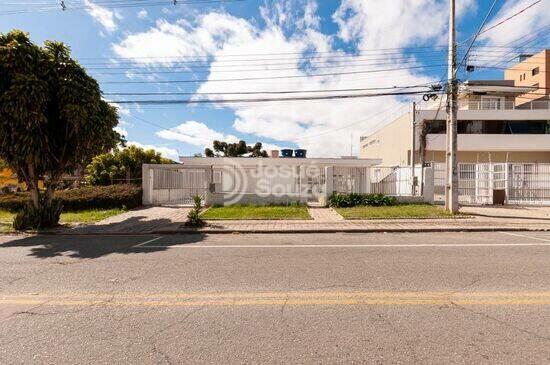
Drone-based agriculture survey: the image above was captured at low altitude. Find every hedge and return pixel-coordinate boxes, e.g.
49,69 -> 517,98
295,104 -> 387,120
0,184 -> 142,212
328,193 -> 397,208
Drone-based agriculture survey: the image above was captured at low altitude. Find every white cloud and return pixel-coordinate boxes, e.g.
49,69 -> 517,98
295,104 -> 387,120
111,1 -> 476,157
156,121 -> 240,148
127,141 -> 179,161
332,0 -> 475,49
114,126 -> 128,137
137,9 -> 148,19
156,121 -> 283,153
112,13 -> 254,64
84,0 -> 122,33
479,0 -> 550,45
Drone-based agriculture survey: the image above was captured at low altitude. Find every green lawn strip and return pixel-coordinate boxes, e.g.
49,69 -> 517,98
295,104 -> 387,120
201,205 -> 312,220
60,208 -> 124,223
335,204 -> 459,220
0,208 -> 124,226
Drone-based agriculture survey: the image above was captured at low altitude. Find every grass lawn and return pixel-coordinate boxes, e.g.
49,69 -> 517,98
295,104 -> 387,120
201,205 -> 311,220
0,208 -> 125,231
335,204 -> 457,219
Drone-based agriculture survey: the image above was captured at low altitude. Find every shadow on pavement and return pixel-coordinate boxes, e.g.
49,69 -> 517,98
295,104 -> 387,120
0,232 -> 207,259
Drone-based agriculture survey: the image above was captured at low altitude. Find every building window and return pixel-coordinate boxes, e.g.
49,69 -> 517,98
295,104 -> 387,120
520,74 -> 523,81
481,96 -> 504,110
532,67 -> 540,76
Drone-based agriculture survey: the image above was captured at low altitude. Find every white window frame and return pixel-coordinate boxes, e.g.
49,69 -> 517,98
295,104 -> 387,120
481,95 -> 505,110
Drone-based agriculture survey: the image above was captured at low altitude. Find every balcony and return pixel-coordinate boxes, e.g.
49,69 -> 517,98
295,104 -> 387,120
425,134 -> 550,152
458,100 -> 550,110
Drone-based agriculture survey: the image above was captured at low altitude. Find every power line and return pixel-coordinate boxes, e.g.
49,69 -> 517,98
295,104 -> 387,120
103,83 -> 438,96
100,64 -> 447,84
107,90 -> 445,105
474,0 -> 545,39
0,0 -> 246,15
457,0 -> 499,75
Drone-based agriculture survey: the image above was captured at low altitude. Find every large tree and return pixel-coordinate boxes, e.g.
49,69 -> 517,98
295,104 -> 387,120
87,145 -> 173,186
0,30 -> 122,225
205,140 -> 268,157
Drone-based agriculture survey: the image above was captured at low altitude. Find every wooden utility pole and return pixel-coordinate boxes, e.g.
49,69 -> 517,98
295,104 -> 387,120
445,0 -> 459,213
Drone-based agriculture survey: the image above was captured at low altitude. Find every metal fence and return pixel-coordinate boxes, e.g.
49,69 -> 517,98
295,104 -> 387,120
333,166 -> 417,196
150,167 -> 208,205
433,162 -> 550,205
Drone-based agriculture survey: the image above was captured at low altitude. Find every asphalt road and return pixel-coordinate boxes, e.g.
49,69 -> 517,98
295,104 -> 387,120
2,231 -> 550,364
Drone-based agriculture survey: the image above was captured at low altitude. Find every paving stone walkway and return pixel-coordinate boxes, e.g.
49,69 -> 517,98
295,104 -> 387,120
307,207 -> 344,222
66,206 -> 191,234
58,206 -> 550,235
158,218 -> 550,233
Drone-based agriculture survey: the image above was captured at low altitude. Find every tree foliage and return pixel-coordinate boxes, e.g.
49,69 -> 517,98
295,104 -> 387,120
204,140 -> 268,157
87,145 -> 173,186
0,30 -> 123,227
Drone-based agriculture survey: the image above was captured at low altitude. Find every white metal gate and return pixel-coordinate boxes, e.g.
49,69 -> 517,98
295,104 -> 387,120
150,167 -> 208,205
433,162 -> 550,205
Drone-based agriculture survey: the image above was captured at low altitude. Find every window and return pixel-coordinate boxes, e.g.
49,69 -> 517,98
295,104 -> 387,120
520,74 -> 523,81
481,96 -> 504,110
532,67 -> 540,76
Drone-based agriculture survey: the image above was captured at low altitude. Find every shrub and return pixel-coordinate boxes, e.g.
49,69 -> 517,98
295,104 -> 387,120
13,200 -> 63,230
185,195 -> 206,227
328,193 -> 397,208
0,184 -> 142,212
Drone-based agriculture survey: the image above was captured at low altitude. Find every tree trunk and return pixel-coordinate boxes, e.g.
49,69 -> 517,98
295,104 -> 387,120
26,162 -> 40,209
44,175 -> 59,208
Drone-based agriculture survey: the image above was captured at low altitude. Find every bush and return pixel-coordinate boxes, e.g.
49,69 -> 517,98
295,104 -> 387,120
328,193 -> 397,208
13,200 -> 63,230
185,195 -> 206,227
0,184 -> 142,212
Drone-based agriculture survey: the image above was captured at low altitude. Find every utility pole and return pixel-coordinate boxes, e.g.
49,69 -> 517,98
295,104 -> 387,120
445,0 -> 459,213
411,102 -> 416,196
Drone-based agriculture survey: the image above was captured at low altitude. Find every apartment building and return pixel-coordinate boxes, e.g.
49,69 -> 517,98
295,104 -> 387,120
360,49 -> 550,166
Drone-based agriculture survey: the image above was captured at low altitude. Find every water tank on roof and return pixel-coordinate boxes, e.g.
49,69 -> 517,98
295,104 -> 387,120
281,149 -> 293,158
294,149 -> 307,158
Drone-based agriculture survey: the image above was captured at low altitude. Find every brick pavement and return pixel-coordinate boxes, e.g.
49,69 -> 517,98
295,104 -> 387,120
67,206 -> 191,234
307,207 -> 344,222
58,206 -> 550,235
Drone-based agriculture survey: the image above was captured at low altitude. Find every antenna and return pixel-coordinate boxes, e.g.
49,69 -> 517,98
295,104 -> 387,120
60,0 -> 66,10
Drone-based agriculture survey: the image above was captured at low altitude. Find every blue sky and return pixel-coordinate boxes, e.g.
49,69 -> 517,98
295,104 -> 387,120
1,0 -> 549,160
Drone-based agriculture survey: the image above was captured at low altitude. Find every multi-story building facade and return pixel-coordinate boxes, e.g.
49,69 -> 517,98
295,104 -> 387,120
360,49 -> 550,166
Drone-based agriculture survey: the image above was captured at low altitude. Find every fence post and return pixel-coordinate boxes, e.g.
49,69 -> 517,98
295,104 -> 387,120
323,166 -> 334,206
422,167 -> 434,204
142,164 -> 151,205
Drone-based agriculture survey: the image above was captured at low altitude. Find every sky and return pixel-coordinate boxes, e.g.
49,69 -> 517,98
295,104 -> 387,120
1,0 -> 549,160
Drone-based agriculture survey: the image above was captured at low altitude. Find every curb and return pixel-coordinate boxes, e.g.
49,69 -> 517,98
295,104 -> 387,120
152,226 -> 550,235
29,225 -> 550,236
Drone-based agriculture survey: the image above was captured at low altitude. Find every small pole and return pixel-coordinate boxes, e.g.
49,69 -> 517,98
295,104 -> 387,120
60,0 -> 66,10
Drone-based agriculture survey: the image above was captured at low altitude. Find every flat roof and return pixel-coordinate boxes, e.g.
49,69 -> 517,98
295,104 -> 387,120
178,156 -> 381,167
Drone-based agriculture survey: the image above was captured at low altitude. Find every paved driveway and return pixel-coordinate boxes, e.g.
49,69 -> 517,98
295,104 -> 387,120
68,206 -> 190,234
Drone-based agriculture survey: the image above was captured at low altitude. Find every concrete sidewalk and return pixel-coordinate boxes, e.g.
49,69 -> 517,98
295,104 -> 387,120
157,218 -> 550,234
56,206 -> 550,235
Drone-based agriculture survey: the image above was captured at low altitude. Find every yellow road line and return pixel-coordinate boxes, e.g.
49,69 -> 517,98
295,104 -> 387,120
4,291 -> 550,300
3,292 -> 550,306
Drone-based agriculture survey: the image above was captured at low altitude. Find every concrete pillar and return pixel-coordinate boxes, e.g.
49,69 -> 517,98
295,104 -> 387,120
422,167 -> 435,204
142,164 -> 152,205
322,166 -> 334,206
